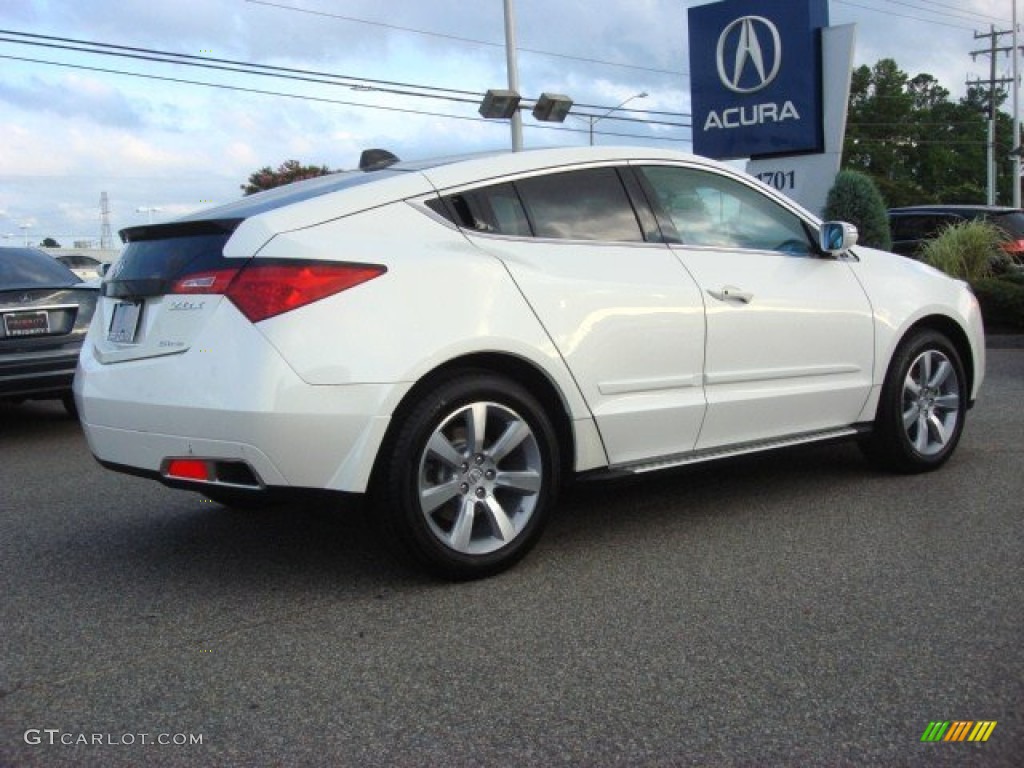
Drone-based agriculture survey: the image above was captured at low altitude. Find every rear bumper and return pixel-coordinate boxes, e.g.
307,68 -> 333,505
0,347 -> 80,398
75,313 -> 410,493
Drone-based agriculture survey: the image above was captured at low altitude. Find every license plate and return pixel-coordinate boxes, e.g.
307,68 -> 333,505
3,310 -> 50,337
108,301 -> 142,343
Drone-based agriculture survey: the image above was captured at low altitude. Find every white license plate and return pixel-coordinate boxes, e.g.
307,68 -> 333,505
3,310 -> 50,337
108,301 -> 142,343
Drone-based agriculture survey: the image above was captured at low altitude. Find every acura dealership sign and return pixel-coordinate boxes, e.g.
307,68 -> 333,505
689,0 -> 829,159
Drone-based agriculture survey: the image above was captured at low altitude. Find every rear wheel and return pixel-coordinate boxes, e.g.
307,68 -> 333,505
860,329 -> 967,473
376,372 -> 559,580
61,392 -> 79,418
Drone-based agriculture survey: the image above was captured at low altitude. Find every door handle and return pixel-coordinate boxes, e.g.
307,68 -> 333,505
707,286 -> 753,304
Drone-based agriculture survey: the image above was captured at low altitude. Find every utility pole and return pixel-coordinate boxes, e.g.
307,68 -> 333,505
99,191 -> 112,250
1014,0 -> 1021,207
970,26 -> 1018,205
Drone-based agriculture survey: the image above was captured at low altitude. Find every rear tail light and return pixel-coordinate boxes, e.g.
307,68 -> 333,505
162,458 -> 262,487
169,260 -> 386,322
165,458 -> 211,481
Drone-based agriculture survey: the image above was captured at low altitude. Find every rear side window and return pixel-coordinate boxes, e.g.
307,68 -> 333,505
515,168 -> 645,242
430,167 -> 647,243
890,214 -> 955,241
988,211 -> 1024,239
429,183 -> 531,236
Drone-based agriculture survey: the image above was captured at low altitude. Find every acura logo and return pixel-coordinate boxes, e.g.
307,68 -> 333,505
716,16 -> 782,94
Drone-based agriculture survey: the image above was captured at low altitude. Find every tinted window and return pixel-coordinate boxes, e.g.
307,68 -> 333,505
640,166 -> 811,255
890,214 -> 956,241
515,168 -> 645,242
987,211 -> 1024,239
0,247 -> 80,289
433,183 -> 531,237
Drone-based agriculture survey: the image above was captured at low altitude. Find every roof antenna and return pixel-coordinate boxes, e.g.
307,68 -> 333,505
359,149 -> 400,171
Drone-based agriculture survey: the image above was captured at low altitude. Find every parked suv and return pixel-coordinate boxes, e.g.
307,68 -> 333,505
75,147 -> 985,579
888,205 -> 1024,258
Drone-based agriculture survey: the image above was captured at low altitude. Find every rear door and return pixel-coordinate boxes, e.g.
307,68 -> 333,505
433,165 -> 708,466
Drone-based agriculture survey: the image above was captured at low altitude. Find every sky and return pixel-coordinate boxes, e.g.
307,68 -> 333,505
0,0 -> 1019,247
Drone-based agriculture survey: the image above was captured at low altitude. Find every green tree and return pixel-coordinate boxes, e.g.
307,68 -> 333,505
40,237 -> 61,248
842,59 -> 1019,206
241,159 -> 333,195
823,170 -> 892,250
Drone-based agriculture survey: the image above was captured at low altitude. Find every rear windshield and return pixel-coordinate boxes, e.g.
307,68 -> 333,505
0,247 -> 80,290
105,223 -> 237,299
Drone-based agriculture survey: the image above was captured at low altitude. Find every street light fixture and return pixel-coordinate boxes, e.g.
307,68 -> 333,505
136,206 -> 163,224
479,89 -> 522,120
532,93 -> 574,123
583,91 -> 648,145
19,223 -> 31,246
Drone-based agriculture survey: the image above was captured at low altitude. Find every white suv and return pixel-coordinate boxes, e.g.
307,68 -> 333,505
76,147 -> 985,579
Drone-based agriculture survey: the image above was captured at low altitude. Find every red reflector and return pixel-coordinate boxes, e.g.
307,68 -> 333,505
226,261 -> 386,322
166,459 -> 210,481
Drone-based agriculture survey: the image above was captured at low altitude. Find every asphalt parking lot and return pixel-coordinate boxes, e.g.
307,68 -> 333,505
1,347 -> 1021,767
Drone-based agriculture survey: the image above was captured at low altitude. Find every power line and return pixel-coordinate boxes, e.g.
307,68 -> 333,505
878,0 -> 1009,25
244,0 -> 688,79
0,29 -> 693,122
833,0 -> 979,30
0,53 -> 691,143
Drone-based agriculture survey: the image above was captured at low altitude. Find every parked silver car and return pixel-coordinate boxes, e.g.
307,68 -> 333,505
1,247 -> 99,415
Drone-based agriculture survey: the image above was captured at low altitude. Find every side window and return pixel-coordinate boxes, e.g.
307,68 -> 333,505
428,183 -> 531,237
514,167 -> 645,242
639,165 -> 812,255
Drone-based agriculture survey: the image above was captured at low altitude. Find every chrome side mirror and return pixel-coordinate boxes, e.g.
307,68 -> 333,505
819,221 -> 859,255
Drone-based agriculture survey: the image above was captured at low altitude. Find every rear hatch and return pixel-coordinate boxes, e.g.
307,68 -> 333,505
95,219 -> 242,364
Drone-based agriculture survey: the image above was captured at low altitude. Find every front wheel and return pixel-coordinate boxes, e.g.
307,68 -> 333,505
375,372 -> 559,580
860,329 -> 967,473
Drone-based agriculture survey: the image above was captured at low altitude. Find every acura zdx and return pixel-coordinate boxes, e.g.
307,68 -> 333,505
75,147 -> 985,579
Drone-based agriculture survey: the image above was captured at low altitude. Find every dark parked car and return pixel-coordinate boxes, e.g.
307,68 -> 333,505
1,247 -> 99,415
888,204 -> 1024,258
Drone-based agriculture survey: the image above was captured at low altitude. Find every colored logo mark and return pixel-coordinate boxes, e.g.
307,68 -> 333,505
921,721 -> 997,742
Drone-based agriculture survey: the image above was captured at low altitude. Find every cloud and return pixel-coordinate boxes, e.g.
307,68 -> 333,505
0,74 -> 149,128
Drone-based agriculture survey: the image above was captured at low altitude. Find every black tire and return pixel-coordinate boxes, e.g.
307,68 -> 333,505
375,371 -> 560,580
860,329 -> 967,473
61,392 -> 79,419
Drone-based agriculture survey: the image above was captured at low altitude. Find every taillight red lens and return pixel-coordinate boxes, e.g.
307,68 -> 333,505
225,261 -> 386,322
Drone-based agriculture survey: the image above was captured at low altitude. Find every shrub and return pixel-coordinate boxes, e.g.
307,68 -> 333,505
823,170 -> 892,250
972,277 -> 1024,331
918,219 -> 1006,282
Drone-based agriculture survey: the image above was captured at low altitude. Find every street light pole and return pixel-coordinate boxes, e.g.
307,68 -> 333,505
503,0 -> 523,151
586,92 -> 648,145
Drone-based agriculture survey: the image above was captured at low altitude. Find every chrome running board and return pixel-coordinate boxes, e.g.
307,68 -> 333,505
613,427 -> 861,475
